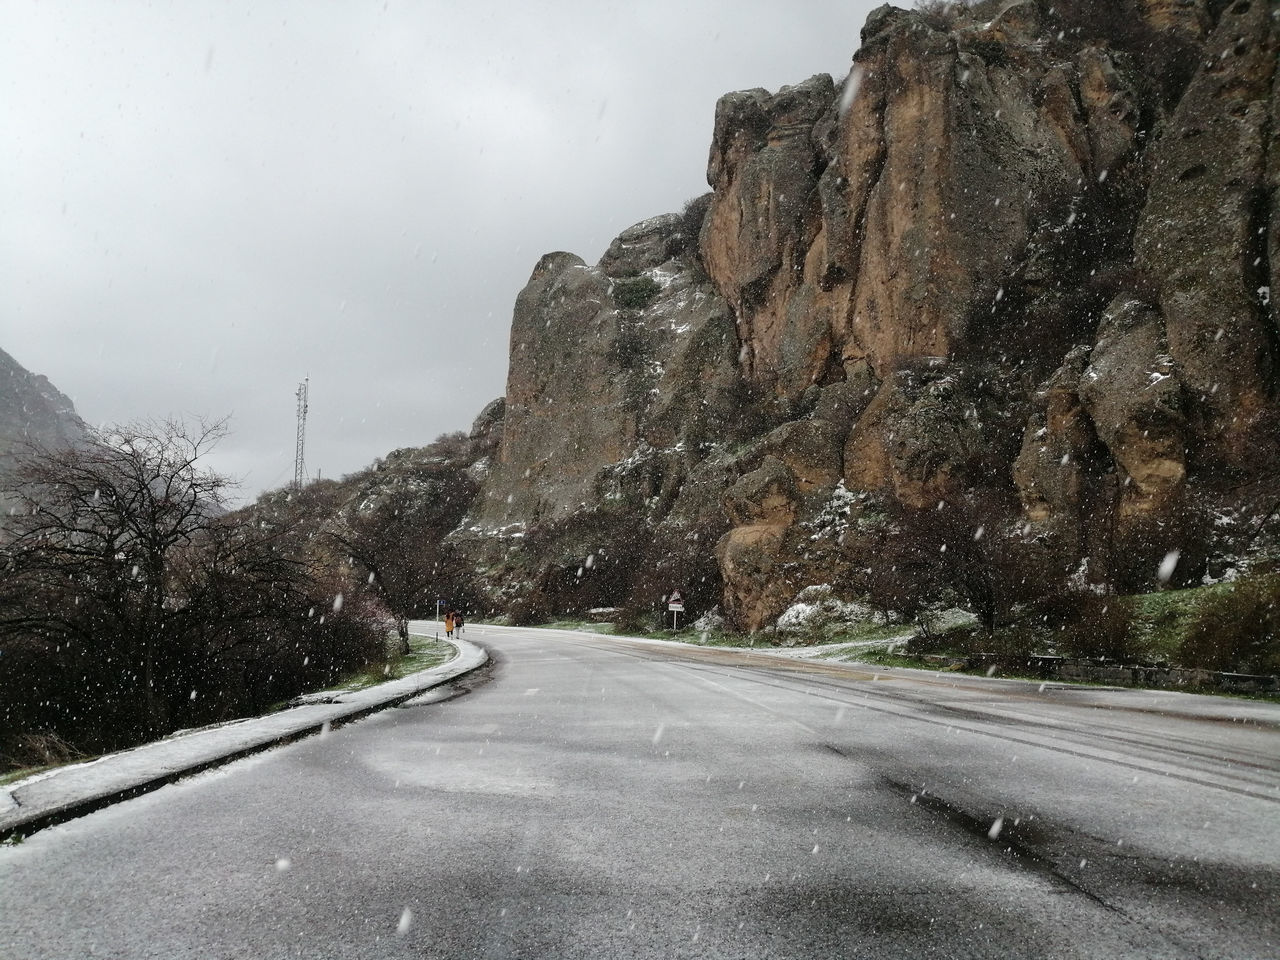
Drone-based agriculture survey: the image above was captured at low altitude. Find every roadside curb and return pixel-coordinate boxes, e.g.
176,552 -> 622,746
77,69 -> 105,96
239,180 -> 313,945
0,630 -> 488,842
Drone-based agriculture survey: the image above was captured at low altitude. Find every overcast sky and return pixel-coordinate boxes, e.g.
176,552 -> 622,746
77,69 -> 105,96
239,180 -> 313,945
3,0 -> 880,502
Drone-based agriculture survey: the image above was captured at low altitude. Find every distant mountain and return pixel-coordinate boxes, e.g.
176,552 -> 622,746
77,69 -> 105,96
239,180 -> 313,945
0,347 -> 86,489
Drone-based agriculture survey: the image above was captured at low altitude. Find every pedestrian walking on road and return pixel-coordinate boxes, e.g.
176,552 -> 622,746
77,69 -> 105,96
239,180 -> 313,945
455,612 -> 465,636
445,611 -> 455,639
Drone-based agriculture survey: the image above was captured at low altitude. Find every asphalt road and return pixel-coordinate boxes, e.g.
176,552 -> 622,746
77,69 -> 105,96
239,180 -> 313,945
2,624 -> 1278,959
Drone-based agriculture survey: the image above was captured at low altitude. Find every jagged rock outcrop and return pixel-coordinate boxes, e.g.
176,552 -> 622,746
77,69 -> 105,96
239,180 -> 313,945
467,211 -> 744,601
1138,0 -> 1212,37
0,348 -> 86,511
702,74 -> 837,399
1012,293 -> 1189,561
1134,0 -> 1279,470
458,0 -> 1280,632
469,397 -> 505,443
1078,298 -> 1187,515
716,455 -> 800,629
0,348 -> 84,460
1012,346 -> 1104,536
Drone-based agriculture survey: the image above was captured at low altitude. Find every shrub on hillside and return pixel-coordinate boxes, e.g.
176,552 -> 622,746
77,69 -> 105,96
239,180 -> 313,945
1103,502 -> 1209,595
869,492 -> 1059,635
914,0 -> 971,30
612,276 -> 661,311
0,418 -> 388,767
507,592 -> 553,627
1177,576 -> 1280,675
1053,594 -> 1138,661
906,623 -> 1037,659
0,731 -> 83,772
678,192 -> 714,260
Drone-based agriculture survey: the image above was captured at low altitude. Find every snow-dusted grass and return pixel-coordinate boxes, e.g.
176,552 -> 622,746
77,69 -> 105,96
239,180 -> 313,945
681,630 -> 772,648
606,624 -> 769,647
0,763 -> 64,789
776,584 -> 874,637
820,623 -> 916,649
337,633 -> 455,692
848,648 -> 934,670
1126,581 -> 1236,661
542,620 -> 617,634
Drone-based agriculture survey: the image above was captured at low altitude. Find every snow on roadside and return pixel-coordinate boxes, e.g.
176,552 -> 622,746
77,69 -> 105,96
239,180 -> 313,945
776,584 -> 873,636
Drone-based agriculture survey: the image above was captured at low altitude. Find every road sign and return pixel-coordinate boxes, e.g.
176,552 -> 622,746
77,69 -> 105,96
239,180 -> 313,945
667,591 -> 685,630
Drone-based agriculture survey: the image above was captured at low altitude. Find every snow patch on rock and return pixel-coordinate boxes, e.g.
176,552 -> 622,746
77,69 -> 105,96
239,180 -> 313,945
776,584 -> 873,634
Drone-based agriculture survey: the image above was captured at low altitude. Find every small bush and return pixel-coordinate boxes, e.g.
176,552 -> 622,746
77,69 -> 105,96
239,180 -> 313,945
507,594 -> 552,627
1055,594 -> 1137,661
1104,502 -> 1209,595
678,193 -> 714,260
612,276 -> 661,310
613,604 -> 664,636
911,623 -> 1039,659
0,731 -> 84,772
914,0 -> 971,30
1177,576 -> 1280,675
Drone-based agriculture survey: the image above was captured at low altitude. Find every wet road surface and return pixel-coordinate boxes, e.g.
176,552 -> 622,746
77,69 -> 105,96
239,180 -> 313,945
2,623 -> 1278,958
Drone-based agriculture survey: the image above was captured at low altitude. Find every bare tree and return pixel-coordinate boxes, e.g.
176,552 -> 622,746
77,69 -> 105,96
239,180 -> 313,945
324,458 -> 478,652
878,491 -> 1052,636
0,419 -> 230,736
0,417 -> 384,764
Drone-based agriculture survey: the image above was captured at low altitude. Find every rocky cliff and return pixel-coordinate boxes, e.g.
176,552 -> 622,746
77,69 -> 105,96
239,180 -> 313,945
0,348 -> 86,506
461,0 -> 1280,632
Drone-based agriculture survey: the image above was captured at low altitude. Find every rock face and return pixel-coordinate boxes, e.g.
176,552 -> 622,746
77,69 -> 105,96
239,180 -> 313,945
0,348 -> 85,465
1134,0 -> 1279,469
460,0 -> 1280,632
0,348 -> 86,514
472,220 -> 741,538
702,74 -> 837,399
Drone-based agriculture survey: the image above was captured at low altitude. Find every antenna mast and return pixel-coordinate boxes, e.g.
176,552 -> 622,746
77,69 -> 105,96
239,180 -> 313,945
293,377 -> 309,491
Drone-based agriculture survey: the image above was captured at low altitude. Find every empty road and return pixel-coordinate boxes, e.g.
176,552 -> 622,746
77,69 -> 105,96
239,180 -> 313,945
3,623 -> 1278,958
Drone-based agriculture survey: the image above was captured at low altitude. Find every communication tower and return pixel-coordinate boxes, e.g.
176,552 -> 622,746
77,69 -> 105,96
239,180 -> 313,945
293,377 -> 309,491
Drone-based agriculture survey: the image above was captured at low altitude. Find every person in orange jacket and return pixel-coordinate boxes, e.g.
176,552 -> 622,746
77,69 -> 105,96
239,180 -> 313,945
444,610 -> 455,639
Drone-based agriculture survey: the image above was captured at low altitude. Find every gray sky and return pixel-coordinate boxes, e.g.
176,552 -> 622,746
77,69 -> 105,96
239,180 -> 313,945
3,0 -> 879,502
